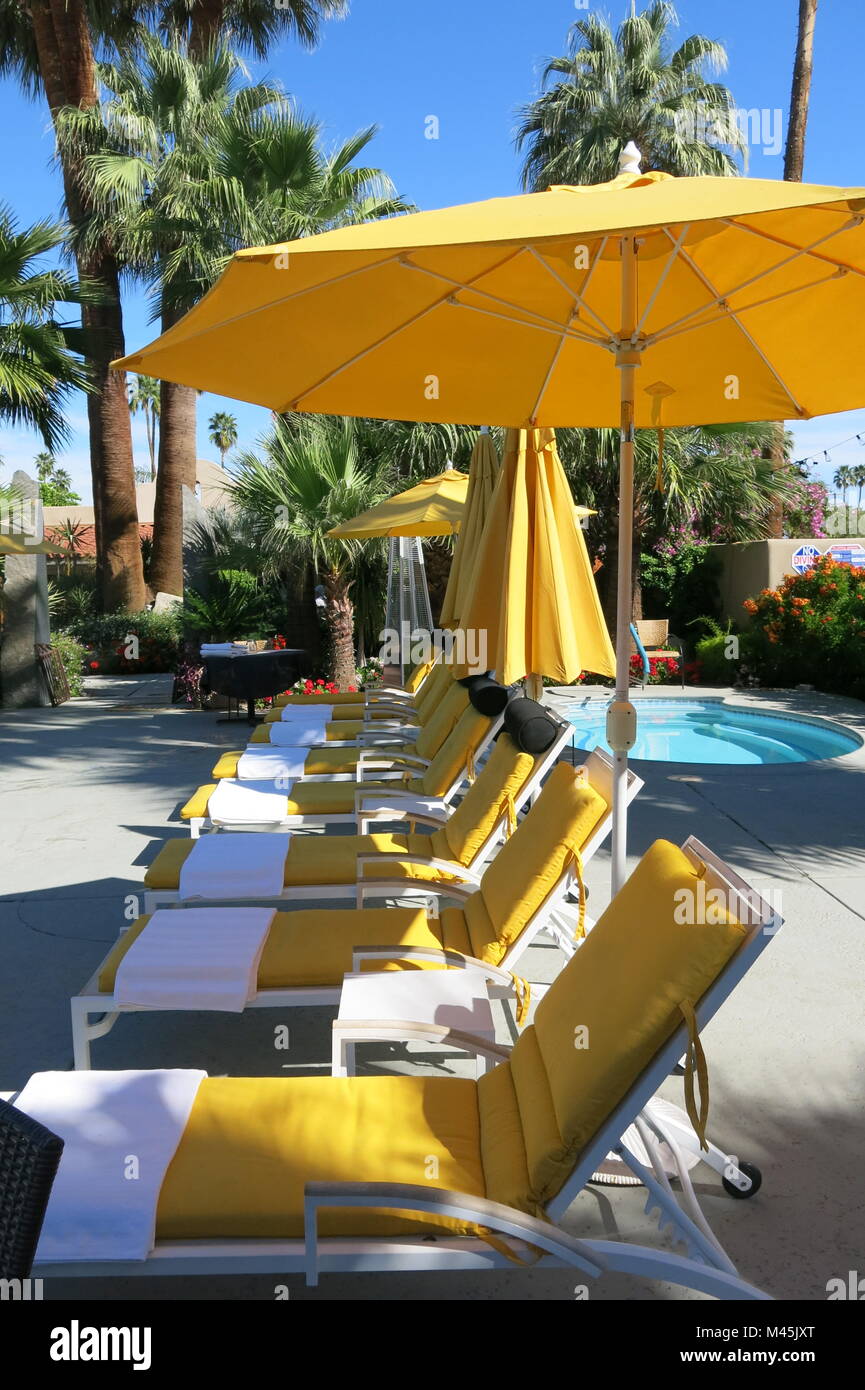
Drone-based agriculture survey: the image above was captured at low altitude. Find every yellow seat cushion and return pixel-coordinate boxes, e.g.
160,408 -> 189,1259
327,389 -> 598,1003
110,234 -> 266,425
144,839 -> 197,889
285,778 -> 408,816
464,762 -> 607,964
97,904 -> 473,993
156,1073 -> 484,1240
478,838 -> 748,1213
419,707 -> 489,797
284,831 -> 456,886
212,751 -> 242,778
412,683 -> 468,760
180,784 -> 218,820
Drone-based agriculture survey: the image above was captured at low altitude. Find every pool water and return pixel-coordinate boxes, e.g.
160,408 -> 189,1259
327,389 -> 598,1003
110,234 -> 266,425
565,699 -> 860,765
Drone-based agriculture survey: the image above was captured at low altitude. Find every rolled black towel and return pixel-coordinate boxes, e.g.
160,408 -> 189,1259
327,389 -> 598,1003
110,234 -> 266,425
503,696 -> 559,752
466,675 -> 510,716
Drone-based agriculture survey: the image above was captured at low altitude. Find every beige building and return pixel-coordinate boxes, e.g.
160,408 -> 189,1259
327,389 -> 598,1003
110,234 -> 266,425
43,458 -> 232,530
715,537 -> 864,622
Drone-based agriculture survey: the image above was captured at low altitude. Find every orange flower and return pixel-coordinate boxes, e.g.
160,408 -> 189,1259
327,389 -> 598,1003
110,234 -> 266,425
743,598 -> 758,614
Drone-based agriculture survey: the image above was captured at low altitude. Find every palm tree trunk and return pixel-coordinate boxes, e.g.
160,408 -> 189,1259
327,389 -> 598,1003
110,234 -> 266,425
31,0 -> 145,613
768,0 -> 819,542
322,571 -> 356,690
149,354 -> 198,596
188,0 -> 226,59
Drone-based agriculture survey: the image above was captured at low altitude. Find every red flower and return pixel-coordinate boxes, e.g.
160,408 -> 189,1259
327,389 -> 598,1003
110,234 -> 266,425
89,660 -> 100,671
347,684 -> 357,692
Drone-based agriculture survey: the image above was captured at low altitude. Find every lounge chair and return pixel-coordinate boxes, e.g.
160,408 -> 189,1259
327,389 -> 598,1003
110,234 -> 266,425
274,656 -> 437,711
180,697 -> 504,835
254,663 -> 456,747
24,835 -> 781,1298
70,760 -> 634,1067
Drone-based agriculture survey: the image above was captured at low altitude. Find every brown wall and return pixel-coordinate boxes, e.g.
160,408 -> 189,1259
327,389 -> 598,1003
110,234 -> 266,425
714,538 -> 849,623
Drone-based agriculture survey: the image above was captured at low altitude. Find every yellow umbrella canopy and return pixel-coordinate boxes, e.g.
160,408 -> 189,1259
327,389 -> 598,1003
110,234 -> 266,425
0,532 -> 58,555
456,426 -> 615,687
438,431 -> 500,629
327,468 -> 468,538
117,168 -> 865,427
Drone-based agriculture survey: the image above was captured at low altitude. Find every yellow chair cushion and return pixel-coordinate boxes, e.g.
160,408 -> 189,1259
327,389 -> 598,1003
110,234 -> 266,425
441,735 -> 535,866
156,1073 -> 484,1240
97,905 -> 473,993
284,831 -> 458,886
465,762 -> 607,965
180,784 -> 218,820
144,839 -> 197,889
212,751 -> 242,778
420,707 -> 489,797
479,838 -> 748,1210
284,778 -> 404,816
413,683 -> 468,760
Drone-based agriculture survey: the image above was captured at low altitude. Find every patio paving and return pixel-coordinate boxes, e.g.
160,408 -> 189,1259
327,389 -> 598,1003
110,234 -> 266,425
1,685 -> 863,1301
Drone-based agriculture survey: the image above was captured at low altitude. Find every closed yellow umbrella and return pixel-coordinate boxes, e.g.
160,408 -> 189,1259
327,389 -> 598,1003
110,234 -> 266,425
456,427 -> 614,694
438,429 -> 499,629
327,468 -> 468,538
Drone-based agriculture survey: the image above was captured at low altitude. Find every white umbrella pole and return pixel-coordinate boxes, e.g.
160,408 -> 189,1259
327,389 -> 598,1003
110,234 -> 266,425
607,231 -> 640,894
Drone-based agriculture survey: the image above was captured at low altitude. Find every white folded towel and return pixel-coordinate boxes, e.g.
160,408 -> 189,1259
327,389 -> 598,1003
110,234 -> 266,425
15,1069 -> 205,1262
207,778 -> 290,827
279,704 -> 332,726
269,722 -> 326,745
179,830 -> 291,899
268,728 -> 322,750
114,907 -> 275,1011
200,642 -> 249,655
236,745 -> 304,781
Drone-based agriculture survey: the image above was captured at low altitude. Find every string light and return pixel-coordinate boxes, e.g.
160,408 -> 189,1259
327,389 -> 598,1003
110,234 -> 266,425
793,429 -> 865,468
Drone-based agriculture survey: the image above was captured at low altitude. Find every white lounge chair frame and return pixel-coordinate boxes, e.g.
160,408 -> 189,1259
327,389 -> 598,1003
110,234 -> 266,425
38,838 -> 781,1299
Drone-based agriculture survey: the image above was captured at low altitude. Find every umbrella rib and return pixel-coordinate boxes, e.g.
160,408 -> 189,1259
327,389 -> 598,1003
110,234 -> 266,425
400,254 -> 610,346
646,216 -> 861,343
527,243 -> 616,342
656,233 -> 806,416
282,247 -> 529,409
633,224 -> 691,338
527,308 -> 579,424
448,297 -> 610,350
720,215 -> 865,280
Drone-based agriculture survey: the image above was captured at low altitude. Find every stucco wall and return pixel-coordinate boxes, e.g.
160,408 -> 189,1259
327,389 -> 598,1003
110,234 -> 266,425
714,538 -> 860,623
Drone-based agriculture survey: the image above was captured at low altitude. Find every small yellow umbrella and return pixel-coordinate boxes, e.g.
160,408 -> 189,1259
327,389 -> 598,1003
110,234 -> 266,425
0,533 -> 58,555
456,426 -> 615,695
327,468 -> 468,538
438,429 -> 500,629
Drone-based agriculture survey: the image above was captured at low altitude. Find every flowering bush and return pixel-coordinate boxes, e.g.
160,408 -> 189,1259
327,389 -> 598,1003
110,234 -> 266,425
67,609 -> 183,675
631,653 -> 681,685
744,555 -> 865,698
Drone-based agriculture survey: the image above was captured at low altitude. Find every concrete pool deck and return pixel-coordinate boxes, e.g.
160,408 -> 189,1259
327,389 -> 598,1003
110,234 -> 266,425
1,684 -> 864,1301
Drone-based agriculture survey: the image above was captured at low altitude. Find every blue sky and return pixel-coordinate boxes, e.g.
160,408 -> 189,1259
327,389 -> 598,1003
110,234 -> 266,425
2,0 -> 865,503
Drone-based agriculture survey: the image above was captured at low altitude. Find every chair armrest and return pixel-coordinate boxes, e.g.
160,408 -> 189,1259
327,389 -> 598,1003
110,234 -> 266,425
350,944 -> 514,986
356,873 -> 477,905
331,1016 -> 511,1063
358,801 -> 450,833
302,1182 -> 606,1286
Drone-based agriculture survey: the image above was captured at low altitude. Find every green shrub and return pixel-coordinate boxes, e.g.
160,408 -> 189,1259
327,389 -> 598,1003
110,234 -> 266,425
743,555 -> 865,697
51,631 -> 87,696
640,541 -> 722,638
66,608 -> 183,675
183,571 -> 269,643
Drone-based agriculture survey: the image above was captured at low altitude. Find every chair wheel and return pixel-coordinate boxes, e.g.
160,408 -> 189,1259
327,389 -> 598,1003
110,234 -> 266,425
722,1161 -> 762,1199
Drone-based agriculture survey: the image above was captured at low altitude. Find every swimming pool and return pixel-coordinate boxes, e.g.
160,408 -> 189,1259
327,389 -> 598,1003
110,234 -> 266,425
563,699 -> 861,765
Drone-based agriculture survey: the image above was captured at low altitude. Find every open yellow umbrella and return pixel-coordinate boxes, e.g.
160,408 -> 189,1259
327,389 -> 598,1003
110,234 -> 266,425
118,150 -> 865,888
327,467 -> 467,538
438,429 -> 499,629
456,427 -> 614,696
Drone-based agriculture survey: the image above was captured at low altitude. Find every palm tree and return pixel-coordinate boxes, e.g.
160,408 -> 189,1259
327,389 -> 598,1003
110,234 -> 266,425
516,2 -> 745,190
160,0 -> 347,61
834,465 -> 852,535
230,416 -> 393,689
33,450 -> 55,481
854,464 -> 865,537
0,0 -> 147,612
0,209 -> 91,452
785,1 -> 819,182
59,37 -> 408,598
128,374 -> 161,479
208,411 -> 237,467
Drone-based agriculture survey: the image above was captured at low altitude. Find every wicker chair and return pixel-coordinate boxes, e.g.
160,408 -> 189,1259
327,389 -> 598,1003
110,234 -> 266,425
0,1097 -> 64,1278
630,619 -> 685,688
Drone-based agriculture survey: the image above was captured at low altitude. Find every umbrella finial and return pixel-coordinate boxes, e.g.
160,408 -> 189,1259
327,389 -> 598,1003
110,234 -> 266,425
619,142 -> 642,175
